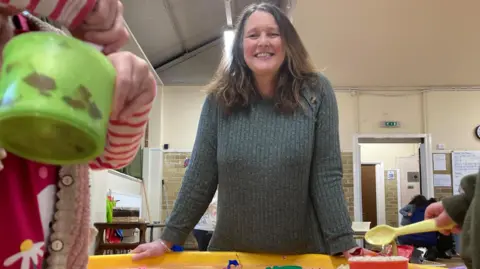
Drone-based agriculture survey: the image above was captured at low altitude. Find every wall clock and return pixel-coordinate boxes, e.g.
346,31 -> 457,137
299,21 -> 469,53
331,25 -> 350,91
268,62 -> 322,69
475,125 -> 480,139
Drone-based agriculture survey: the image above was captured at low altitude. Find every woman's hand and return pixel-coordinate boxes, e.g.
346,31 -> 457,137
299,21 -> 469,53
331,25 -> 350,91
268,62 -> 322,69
0,148 -> 6,171
131,240 -> 171,261
107,51 -> 156,121
407,212 -> 412,217
425,201 -> 461,235
72,0 -> 129,54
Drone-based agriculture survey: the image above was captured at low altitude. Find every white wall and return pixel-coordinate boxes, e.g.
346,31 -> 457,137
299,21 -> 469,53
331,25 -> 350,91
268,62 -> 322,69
147,85 -> 164,148
161,86 -> 206,149
360,143 -> 418,169
294,1 -> 480,87
89,170 -> 143,224
159,88 -> 480,152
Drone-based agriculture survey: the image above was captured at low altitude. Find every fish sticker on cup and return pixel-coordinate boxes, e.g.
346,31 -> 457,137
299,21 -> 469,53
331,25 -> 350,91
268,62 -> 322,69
23,72 -> 57,96
63,85 -> 103,120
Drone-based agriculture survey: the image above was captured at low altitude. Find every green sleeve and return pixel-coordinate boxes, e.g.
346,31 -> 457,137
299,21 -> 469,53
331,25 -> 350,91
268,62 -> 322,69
309,74 -> 356,255
442,173 -> 477,226
161,96 -> 219,245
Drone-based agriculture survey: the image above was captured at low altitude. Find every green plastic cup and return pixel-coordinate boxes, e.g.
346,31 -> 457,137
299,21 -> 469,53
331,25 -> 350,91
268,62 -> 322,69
0,32 -> 116,165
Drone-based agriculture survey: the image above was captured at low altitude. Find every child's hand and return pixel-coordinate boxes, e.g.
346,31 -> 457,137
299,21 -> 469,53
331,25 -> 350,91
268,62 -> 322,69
108,51 -> 156,121
72,0 -> 129,55
0,148 -> 6,171
0,14 -> 14,58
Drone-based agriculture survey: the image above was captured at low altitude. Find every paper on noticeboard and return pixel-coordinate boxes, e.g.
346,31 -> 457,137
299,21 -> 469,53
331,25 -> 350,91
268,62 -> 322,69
433,174 -> 452,187
433,153 -> 447,171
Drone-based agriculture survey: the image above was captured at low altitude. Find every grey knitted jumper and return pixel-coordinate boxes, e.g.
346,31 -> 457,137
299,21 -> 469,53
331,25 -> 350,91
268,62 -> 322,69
161,74 -> 356,255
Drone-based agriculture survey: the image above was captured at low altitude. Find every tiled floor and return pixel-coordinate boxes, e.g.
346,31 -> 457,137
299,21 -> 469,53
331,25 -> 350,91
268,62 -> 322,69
443,257 -> 465,268
423,257 -> 464,268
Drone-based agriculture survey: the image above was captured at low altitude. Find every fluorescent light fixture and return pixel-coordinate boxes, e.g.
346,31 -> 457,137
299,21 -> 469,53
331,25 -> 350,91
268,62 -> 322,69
223,29 -> 235,61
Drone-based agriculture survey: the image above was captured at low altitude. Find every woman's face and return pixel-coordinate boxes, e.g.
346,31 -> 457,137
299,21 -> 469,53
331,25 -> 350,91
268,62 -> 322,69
243,11 -> 285,77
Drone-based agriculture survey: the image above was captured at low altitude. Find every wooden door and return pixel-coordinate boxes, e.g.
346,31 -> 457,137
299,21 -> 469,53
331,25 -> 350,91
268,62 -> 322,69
361,164 -> 377,227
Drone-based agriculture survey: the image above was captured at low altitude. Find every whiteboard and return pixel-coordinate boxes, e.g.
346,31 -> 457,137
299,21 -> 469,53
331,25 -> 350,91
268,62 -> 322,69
111,191 -> 142,216
451,151 -> 480,195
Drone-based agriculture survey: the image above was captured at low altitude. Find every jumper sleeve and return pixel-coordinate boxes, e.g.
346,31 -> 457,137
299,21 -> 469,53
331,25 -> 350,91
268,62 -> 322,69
309,74 -> 357,255
442,173 -> 477,226
89,85 -> 156,170
399,204 -> 413,217
161,96 -> 219,245
1,0 -> 96,29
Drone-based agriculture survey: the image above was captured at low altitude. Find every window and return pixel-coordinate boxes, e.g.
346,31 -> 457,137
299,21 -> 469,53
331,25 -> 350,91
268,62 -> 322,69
116,147 -> 143,180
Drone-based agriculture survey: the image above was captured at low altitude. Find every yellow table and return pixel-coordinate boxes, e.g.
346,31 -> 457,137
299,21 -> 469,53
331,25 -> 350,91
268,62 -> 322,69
88,252 -> 443,269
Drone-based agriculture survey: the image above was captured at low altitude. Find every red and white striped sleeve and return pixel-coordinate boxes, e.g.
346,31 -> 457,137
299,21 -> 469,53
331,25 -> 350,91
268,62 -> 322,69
0,0 -> 96,29
88,101 -> 154,170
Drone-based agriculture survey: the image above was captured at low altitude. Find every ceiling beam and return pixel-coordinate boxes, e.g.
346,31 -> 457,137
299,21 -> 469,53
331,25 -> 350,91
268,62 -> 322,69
163,0 -> 188,53
284,0 -> 297,21
224,0 -> 234,27
155,38 -> 222,73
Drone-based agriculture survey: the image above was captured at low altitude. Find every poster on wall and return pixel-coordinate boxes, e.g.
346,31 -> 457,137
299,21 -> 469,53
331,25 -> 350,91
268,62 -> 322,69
386,170 -> 395,180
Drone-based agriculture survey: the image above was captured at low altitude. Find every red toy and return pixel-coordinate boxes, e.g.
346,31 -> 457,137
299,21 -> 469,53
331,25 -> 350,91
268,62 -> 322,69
348,256 -> 409,269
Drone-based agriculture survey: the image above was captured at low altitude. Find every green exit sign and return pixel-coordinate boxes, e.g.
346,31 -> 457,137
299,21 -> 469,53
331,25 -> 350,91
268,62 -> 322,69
381,121 -> 400,128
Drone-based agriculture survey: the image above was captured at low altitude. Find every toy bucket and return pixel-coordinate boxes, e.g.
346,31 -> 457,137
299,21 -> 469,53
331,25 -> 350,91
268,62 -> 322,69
0,32 -> 116,165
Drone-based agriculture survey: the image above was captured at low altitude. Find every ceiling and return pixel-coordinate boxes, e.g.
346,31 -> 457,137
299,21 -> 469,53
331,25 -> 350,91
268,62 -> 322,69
123,0 -> 480,88
294,0 -> 480,88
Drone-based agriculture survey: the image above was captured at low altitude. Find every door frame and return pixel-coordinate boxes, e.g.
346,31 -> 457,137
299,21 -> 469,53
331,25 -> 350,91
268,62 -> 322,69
361,161 -> 386,226
352,133 -> 434,223
394,168 -> 402,225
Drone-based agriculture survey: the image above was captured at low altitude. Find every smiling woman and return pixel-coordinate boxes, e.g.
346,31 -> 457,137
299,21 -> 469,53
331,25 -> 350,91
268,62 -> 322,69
132,2 -> 371,261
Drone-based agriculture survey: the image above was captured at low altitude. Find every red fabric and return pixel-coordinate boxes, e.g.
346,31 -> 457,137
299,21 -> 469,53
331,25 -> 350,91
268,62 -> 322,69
13,14 -> 29,35
0,153 -> 57,269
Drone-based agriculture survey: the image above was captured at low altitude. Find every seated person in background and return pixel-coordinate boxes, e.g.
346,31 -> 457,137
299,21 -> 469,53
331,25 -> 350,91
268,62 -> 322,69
399,197 -> 455,261
399,195 -> 427,226
193,190 -> 218,251
398,196 -> 438,261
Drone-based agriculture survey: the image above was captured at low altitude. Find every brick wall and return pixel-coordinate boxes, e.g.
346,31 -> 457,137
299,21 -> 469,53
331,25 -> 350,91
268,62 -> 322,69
384,170 -> 399,227
162,152 -> 197,249
434,186 -> 453,200
341,152 -> 355,220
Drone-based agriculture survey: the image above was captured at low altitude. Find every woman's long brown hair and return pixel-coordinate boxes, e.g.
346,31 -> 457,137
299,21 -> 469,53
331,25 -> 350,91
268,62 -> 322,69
205,2 -> 318,114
